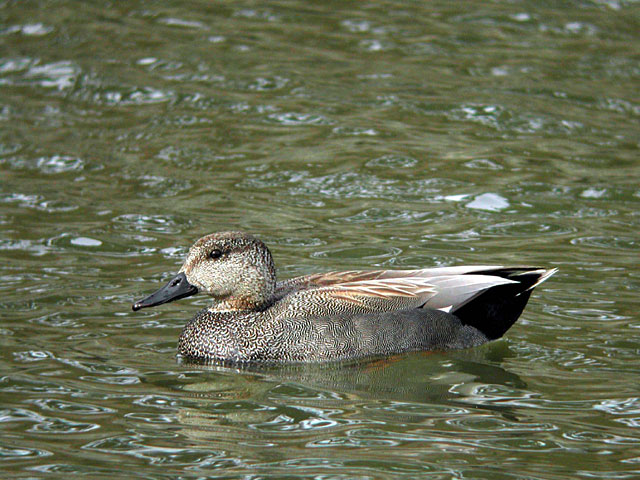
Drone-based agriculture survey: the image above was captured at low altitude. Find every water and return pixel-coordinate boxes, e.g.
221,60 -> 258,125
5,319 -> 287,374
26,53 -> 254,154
1,1 -> 639,478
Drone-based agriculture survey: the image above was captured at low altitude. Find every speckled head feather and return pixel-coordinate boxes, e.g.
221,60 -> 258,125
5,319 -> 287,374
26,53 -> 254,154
179,231 -> 276,312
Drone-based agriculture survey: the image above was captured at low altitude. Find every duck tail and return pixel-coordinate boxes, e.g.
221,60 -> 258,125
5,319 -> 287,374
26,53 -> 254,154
451,267 -> 557,340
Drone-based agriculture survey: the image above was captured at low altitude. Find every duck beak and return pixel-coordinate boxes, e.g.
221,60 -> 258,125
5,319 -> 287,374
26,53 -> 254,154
132,272 -> 198,311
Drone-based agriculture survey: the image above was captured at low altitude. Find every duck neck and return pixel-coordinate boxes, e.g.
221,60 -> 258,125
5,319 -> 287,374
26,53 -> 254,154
210,294 -> 273,313
210,268 -> 276,313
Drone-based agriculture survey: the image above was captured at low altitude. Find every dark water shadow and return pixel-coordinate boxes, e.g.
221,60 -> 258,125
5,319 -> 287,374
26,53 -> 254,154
170,341 -> 527,421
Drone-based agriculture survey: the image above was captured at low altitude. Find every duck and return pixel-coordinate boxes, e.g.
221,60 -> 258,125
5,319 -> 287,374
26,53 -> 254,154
132,231 -> 557,364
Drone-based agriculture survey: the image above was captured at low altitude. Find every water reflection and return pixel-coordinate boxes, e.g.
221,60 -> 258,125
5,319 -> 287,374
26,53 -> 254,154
175,345 -> 526,411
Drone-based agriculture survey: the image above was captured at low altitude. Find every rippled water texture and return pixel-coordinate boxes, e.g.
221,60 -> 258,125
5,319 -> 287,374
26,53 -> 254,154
1,1 -> 639,478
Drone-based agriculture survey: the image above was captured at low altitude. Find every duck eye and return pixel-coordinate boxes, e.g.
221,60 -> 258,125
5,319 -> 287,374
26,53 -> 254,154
208,249 -> 223,260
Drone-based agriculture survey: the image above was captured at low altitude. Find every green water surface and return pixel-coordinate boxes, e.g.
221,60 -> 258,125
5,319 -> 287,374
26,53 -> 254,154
1,1 -> 639,479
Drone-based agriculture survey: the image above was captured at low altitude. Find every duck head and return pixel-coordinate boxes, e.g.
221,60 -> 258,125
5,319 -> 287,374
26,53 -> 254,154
132,231 -> 277,312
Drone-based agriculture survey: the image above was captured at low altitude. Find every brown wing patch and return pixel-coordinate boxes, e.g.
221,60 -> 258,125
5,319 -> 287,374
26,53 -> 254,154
310,277 -> 437,312
326,278 -> 436,298
301,270 -> 412,286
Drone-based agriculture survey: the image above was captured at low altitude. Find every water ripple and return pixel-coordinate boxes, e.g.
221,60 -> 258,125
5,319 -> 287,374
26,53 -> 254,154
1,23 -> 53,36
1,407 -> 100,434
27,398 -> 116,415
0,443 -> 52,459
23,60 -> 80,90
28,417 -> 100,434
266,112 -> 333,126
594,398 -> 640,416
0,193 -> 78,213
365,154 -> 418,169
112,214 -> 181,234
571,236 -> 638,251
90,87 -> 175,106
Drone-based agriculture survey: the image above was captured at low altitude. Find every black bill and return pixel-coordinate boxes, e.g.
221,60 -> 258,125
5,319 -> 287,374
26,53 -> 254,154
132,272 -> 198,311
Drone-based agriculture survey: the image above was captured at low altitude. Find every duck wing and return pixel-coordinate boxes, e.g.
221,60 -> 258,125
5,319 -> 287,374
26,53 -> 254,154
275,266 -> 523,313
273,266 -> 556,340
271,274 -> 439,317
276,265 -> 511,293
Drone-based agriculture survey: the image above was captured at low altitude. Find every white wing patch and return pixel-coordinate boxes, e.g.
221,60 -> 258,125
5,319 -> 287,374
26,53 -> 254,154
422,275 -> 517,311
524,268 -> 558,292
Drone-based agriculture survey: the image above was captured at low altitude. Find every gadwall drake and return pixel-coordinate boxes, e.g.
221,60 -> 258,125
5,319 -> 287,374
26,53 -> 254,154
132,232 -> 556,364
